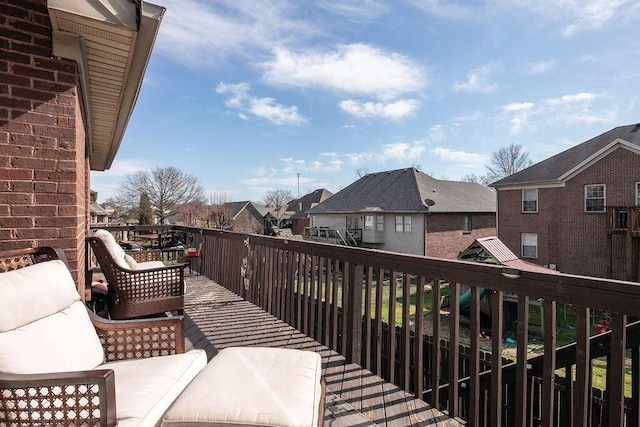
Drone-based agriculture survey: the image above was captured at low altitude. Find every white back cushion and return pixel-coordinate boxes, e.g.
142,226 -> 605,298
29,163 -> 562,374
92,229 -> 129,269
0,260 -> 104,374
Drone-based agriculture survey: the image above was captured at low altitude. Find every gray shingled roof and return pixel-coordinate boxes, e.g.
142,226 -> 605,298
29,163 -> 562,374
492,123 -> 640,187
308,168 -> 495,214
289,189 -> 334,218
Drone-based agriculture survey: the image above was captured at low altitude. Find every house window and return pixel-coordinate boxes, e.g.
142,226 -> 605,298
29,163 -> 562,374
376,215 -> 384,232
636,182 -> 640,206
364,215 -> 374,230
310,215 -> 317,228
521,233 -> 538,258
522,189 -> 538,212
395,215 -> 412,233
585,184 -> 605,212
462,215 -> 472,233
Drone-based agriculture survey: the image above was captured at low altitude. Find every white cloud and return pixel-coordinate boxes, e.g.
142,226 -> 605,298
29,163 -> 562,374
316,0 -> 390,22
216,82 -> 307,125
408,0 -> 633,36
453,64 -> 499,93
430,147 -> 488,166
338,99 -> 420,121
429,124 -> 445,141
344,152 -> 374,164
523,59 -> 557,75
502,102 -> 534,112
261,44 -> 426,100
155,0 -> 317,67
382,141 -> 426,161
405,0 -> 474,19
94,158 -> 149,177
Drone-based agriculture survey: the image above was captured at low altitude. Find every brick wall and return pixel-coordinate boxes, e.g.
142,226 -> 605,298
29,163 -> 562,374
0,0 -> 88,294
497,147 -> 640,280
426,212 -> 496,259
231,206 -> 264,234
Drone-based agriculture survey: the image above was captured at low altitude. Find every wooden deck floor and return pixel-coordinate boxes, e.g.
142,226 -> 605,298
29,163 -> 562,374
183,275 -> 460,427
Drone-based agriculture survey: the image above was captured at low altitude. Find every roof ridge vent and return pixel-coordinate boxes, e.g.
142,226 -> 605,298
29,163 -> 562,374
632,123 -> 640,133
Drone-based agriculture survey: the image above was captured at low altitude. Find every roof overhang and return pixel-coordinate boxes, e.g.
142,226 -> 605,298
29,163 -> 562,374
47,0 -> 165,171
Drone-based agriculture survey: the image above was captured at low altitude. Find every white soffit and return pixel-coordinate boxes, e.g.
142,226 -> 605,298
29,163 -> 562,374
47,0 -> 165,171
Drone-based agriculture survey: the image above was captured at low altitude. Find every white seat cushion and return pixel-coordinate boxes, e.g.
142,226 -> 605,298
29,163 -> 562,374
0,260 -> 105,374
161,347 -> 323,427
92,229 -> 129,269
137,260 -> 168,270
101,349 -> 207,427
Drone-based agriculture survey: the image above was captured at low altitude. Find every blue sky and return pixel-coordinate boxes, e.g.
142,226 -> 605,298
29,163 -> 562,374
91,0 -> 640,204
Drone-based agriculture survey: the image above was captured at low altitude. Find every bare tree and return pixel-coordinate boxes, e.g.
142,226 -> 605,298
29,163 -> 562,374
461,173 -> 489,185
355,168 -> 369,178
116,166 -> 205,223
207,192 -> 232,229
262,189 -> 292,228
485,143 -> 533,183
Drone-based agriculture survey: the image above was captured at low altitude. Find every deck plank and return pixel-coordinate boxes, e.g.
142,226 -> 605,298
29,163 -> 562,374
183,275 -> 460,427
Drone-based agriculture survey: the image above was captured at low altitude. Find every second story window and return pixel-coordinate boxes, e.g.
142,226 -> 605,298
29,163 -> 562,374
585,184 -> 605,212
521,233 -> 538,258
522,189 -> 538,212
462,215 -> 472,233
395,215 -> 412,233
636,182 -> 640,206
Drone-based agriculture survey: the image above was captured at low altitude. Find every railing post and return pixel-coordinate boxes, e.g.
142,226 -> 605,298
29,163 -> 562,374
345,263 -> 363,364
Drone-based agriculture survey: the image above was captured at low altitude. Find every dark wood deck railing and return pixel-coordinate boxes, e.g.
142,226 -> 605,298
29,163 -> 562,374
94,225 -> 640,426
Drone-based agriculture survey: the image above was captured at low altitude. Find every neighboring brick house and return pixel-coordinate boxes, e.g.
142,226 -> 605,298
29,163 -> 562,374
288,189 -> 333,235
220,201 -> 265,235
491,123 -> 640,281
0,0 -> 163,295
306,167 -> 496,258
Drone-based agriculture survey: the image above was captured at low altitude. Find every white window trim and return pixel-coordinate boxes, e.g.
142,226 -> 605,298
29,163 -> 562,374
584,184 -> 606,213
522,188 -> 538,213
364,215 -> 374,230
521,233 -> 538,259
395,215 -> 412,233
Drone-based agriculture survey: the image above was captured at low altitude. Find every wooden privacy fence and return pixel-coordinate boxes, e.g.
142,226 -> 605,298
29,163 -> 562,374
186,228 -> 640,426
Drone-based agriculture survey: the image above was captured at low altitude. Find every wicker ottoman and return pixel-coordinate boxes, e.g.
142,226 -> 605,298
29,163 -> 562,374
160,347 -> 325,427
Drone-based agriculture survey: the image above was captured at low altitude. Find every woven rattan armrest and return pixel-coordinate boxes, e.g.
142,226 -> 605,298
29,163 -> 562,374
129,249 -> 162,263
88,311 -> 185,361
0,369 -> 116,427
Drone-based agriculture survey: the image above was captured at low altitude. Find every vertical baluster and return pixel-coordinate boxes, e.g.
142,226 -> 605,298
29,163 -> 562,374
309,255 -> 317,340
346,263 -> 363,364
414,276 -> 425,399
448,282 -> 460,418
431,279 -> 442,409
402,274 -> 411,391
322,257 -> 331,347
331,260 -> 339,352
469,286 -> 481,426
631,346 -> 640,426
574,306 -> 590,427
375,268 -> 384,376
364,266 -> 373,370
541,300 -> 557,427
296,252 -> 303,332
388,271 -> 397,383
315,256 -> 324,342
608,313 -> 627,426
491,290 -> 504,426
515,295 -> 529,426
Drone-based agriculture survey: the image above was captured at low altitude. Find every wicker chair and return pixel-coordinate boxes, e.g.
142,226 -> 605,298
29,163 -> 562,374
87,229 -> 185,319
0,246 -> 207,426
